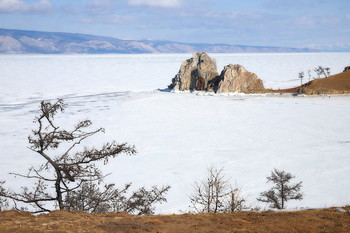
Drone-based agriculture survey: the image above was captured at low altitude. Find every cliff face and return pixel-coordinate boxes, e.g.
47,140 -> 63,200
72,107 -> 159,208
169,52 -> 265,94
216,64 -> 265,93
169,52 -> 219,91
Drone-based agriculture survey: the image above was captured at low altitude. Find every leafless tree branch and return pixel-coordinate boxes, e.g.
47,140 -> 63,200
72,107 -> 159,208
0,99 -> 169,214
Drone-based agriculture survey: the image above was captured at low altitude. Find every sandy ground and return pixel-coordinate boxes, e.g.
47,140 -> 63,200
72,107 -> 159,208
1,207 -> 350,233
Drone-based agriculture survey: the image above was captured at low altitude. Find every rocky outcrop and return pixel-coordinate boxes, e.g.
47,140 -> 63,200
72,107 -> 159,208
169,53 -> 265,93
168,52 -> 219,91
216,64 -> 265,93
343,66 -> 350,72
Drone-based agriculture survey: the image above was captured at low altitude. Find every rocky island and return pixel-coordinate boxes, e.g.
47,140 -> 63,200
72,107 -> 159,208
168,52 -> 350,95
168,52 -> 265,93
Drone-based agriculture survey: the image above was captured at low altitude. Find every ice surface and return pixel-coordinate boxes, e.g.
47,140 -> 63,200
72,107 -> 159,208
1,53 -> 350,104
0,53 -> 350,213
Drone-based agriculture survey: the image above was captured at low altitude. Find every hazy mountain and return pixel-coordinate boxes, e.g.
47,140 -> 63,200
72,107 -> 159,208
0,28 -> 318,54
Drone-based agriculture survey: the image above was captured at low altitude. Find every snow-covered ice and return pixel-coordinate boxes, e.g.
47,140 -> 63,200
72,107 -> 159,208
0,53 -> 350,213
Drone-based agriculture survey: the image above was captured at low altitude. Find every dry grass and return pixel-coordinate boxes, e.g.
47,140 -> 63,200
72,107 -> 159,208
1,207 -> 350,233
268,70 -> 350,95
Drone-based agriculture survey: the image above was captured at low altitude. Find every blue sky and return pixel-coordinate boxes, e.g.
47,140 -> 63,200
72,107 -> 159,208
0,0 -> 349,49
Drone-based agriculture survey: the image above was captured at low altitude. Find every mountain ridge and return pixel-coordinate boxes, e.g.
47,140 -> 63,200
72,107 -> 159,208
0,28 -> 318,54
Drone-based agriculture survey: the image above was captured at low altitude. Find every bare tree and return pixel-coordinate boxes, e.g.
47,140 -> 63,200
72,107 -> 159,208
298,72 -> 304,86
0,181 -> 9,211
65,182 -> 170,215
189,166 -> 245,213
0,99 -> 170,214
318,66 -> 330,78
122,185 -> 171,215
224,186 -> 246,213
314,66 -> 322,79
308,70 -> 312,82
314,66 -> 331,79
64,182 -> 130,213
324,67 -> 331,77
189,166 -> 228,213
257,169 -> 303,209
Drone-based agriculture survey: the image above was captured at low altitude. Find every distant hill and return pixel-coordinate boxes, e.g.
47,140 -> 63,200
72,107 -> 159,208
0,28 -> 317,54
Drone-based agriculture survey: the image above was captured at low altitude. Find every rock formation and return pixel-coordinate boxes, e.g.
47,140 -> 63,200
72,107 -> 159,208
169,52 -> 219,91
216,64 -> 265,93
343,66 -> 350,72
169,52 -> 265,93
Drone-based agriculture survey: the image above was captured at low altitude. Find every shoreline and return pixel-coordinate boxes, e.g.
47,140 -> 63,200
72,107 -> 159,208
164,89 -> 350,98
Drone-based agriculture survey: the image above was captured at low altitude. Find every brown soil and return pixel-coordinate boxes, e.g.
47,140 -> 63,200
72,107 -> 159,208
267,70 -> 350,95
1,207 -> 350,233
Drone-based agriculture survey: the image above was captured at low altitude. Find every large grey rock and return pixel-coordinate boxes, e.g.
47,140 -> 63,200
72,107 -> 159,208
343,66 -> 350,72
216,64 -> 265,93
169,53 -> 265,93
169,52 -> 219,91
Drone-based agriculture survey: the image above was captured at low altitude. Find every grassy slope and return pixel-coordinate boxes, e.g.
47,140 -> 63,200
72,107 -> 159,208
0,207 -> 350,233
268,70 -> 350,94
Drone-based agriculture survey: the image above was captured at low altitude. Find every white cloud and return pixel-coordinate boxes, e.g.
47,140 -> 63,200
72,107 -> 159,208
79,14 -> 135,25
128,0 -> 181,8
0,0 -> 52,13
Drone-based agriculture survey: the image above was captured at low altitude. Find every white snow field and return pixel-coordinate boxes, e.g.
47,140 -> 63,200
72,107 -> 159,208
0,53 -> 350,213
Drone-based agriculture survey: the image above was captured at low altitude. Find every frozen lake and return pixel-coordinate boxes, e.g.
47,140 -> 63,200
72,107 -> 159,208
1,52 -> 350,103
0,53 -> 350,213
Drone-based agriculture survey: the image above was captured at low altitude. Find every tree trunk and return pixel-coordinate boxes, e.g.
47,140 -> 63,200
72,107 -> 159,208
55,169 -> 64,210
281,184 -> 284,209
